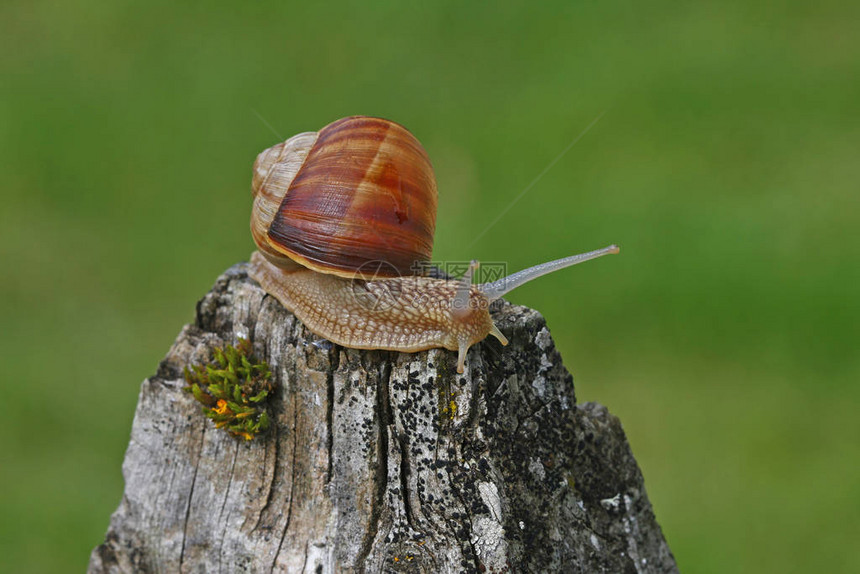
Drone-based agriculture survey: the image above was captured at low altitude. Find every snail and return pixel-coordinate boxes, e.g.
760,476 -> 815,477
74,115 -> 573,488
248,116 -> 618,373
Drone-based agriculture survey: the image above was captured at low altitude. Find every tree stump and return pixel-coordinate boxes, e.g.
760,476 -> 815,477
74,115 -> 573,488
89,263 -> 677,573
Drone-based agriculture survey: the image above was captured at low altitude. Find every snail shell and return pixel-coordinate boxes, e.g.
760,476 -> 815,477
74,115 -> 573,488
250,116 -> 437,278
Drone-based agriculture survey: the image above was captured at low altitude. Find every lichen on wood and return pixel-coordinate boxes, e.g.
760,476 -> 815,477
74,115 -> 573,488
89,263 -> 677,573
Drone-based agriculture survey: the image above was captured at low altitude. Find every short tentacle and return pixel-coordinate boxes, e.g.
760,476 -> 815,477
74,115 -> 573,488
489,324 -> 508,346
457,342 -> 469,374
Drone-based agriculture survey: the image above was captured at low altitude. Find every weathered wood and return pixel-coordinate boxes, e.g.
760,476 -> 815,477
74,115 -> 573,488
89,263 -> 677,573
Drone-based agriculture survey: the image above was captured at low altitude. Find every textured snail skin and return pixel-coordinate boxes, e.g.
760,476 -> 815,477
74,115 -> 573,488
249,251 -> 495,372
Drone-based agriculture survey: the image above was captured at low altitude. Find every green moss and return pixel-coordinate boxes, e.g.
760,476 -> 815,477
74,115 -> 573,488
183,339 -> 275,441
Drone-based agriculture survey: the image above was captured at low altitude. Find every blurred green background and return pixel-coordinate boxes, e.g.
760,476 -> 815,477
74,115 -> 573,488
1,0 -> 858,572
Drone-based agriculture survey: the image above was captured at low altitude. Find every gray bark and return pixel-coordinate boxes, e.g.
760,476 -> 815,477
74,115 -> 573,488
89,263 -> 677,573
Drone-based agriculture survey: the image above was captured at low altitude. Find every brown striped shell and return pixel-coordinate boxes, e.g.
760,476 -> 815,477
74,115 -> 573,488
250,116 -> 437,279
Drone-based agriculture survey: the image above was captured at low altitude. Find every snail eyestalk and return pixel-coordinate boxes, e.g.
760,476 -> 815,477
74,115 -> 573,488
478,245 -> 620,302
452,260 -> 479,317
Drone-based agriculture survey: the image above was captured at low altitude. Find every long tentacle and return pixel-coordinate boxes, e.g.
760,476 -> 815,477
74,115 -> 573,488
477,245 -> 619,302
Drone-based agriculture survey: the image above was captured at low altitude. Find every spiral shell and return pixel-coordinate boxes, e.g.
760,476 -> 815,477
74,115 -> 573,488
251,116 -> 437,278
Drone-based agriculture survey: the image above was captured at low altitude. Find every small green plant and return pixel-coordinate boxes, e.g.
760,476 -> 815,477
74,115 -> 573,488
183,338 -> 275,440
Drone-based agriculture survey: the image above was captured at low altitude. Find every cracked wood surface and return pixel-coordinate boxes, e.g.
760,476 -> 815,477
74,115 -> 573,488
89,263 -> 678,573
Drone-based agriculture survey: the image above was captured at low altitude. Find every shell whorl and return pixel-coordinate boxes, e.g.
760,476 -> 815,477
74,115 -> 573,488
251,131 -> 318,267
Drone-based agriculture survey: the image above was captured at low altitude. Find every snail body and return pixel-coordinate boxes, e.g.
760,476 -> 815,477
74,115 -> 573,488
248,116 -> 618,373
249,253 -> 497,368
